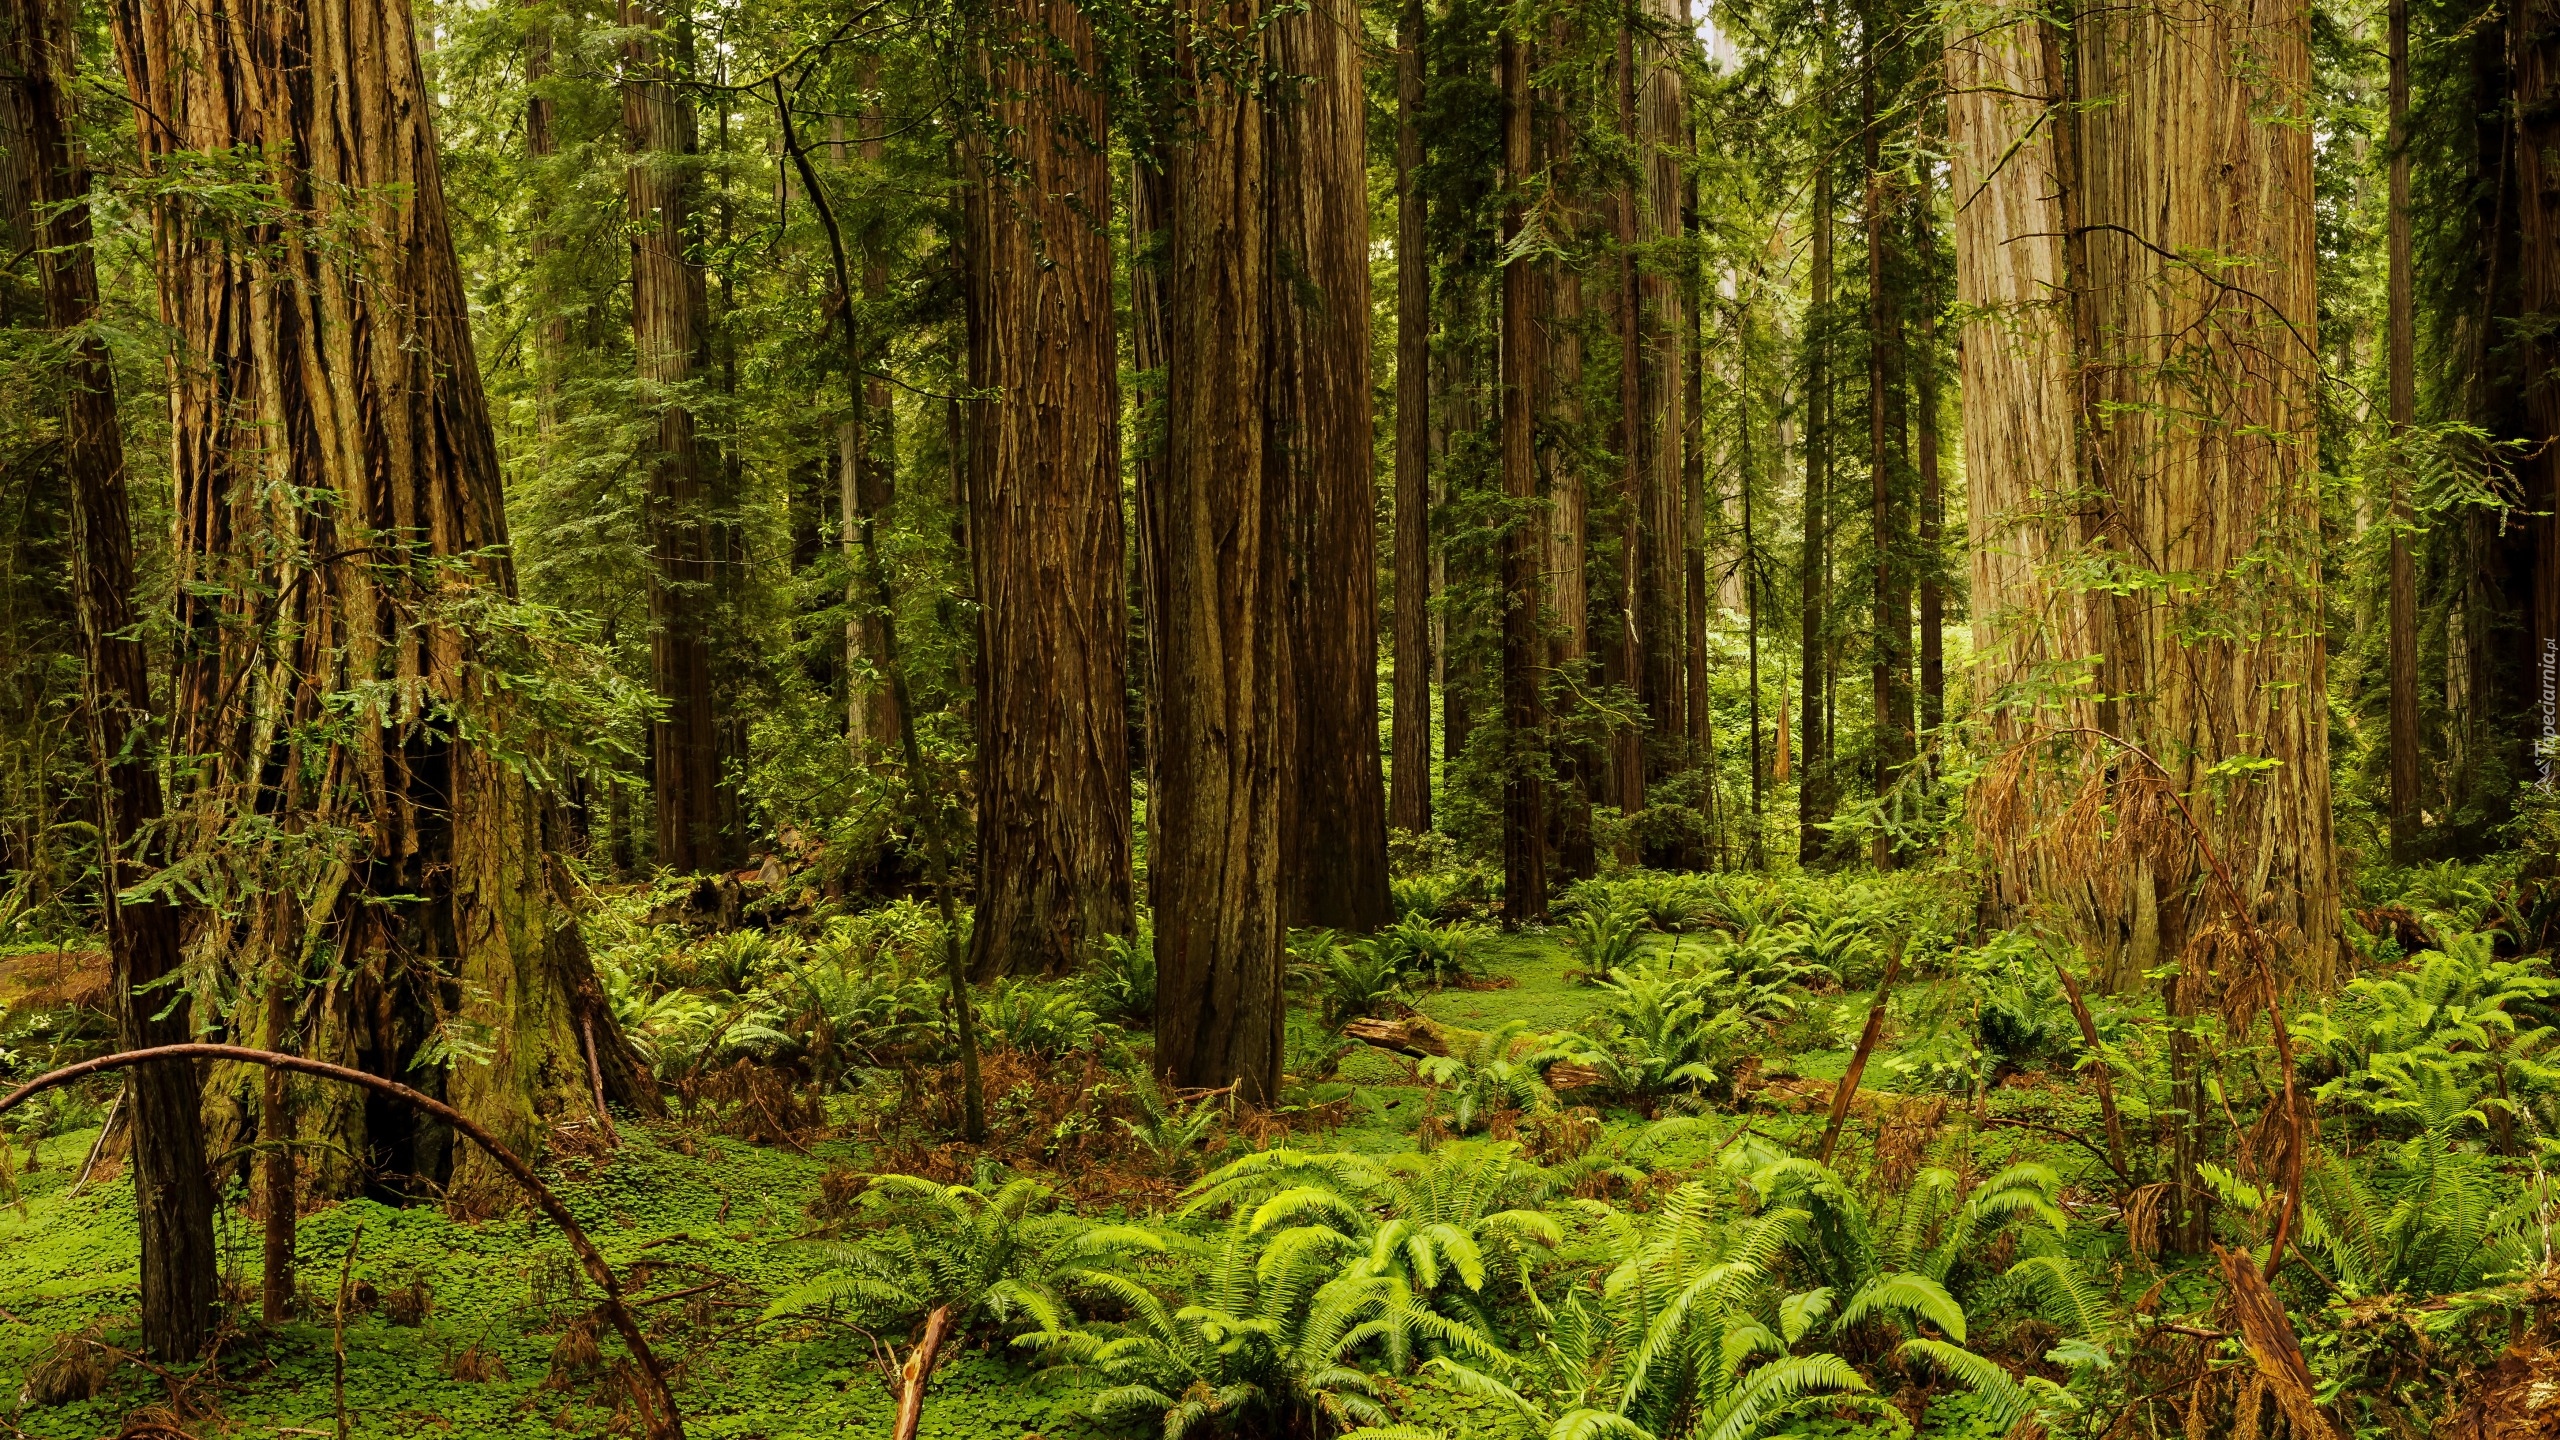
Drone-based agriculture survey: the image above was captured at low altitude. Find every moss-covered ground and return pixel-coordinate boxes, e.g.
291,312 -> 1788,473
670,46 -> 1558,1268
0,925 -> 2111,1439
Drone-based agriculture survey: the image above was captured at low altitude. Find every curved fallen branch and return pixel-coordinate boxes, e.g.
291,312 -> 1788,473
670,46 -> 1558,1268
0,1044 -> 682,1440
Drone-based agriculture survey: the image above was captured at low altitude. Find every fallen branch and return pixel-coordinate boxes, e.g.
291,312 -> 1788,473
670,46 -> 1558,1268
2051,960 -> 2132,1185
1819,941 -> 1905,1166
0,1045 -> 683,1440
892,1304 -> 953,1440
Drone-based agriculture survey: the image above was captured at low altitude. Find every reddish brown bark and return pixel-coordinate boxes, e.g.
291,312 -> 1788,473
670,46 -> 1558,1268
1500,24 -> 1550,923
961,0 -> 1135,979
1147,0 -> 1286,1101
623,3 -> 732,873
1275,0 -> 1393,934
1390,0 -> 1435,839
112,0 -> 655,1209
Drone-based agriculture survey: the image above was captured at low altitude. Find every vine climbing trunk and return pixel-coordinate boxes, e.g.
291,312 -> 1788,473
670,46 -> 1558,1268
111,0 -> 658,1211
960,0 -> 1135,980
7,0 -> 218,1356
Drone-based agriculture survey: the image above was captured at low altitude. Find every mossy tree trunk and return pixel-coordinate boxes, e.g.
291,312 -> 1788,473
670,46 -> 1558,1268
111,0 -> 657,1210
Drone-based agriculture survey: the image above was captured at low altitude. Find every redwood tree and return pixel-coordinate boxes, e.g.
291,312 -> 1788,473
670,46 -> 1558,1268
111,0 -> 655,1209
1390,0 -> 1435,840
1146,0 -> 1287,1101
1275,0 -> 1394,935
962,0 -> 1135,979
624,1 -> 733,873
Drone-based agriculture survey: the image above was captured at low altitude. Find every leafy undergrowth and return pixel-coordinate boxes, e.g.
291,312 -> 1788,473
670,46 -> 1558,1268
7,859 -> 2557,1440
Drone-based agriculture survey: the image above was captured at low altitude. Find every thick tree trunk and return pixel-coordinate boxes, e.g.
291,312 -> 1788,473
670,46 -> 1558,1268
623,3 -> 732,873
1391,0 -> 1435,838
1148,0 -> 1286,1101
1545,53 -> 1595,884
1500,25 -> 1550,923
1952,0 -> 2336,990
961,0 -> 1135,979
112,0 -> 657,1211
2387,0 -> 2419,862
7,0 -> 218,1356
1274,0 -> 1394,934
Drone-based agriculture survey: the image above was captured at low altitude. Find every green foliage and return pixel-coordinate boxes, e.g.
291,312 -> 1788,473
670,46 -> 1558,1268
1374,914 -> 1497,989
977,980 -> 1109,1058
1413,1020 -> 1572,1132
1082,925 -> 1158,1024
765,1172 -> 1162,1338
1019,1217 -> 1500,1439
1558,899 -> 1650,980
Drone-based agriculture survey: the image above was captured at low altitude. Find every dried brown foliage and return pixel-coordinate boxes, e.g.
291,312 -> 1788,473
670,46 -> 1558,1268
24,1319 -> 110,1404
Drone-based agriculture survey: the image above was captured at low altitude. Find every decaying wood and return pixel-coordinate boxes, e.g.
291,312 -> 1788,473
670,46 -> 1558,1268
892,1304 -> 954,1440
1819,942 -> 1904,1165
2217,1246 -> 2342,1440
1342,1016 -> 1452,1058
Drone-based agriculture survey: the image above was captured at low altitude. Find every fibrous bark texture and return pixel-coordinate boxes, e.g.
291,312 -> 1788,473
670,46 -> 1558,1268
623,2 -> 732,873
7,0 -> 218,1356
1146,0 -> 1286,1102
1274,0 -> 1394,935
1951,0 -> 2337,991
1390,0 -> 1435,838
1499,25 -> 1550,923
962,0 -> 1134,980
111,0 -> 656,1208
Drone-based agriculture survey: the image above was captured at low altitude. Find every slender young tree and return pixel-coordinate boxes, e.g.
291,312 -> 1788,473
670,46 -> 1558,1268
1799,43 -> 1834,866
1391,0 -> 1435,837
1499,20 -> 1551,922
7,0 -> 217,1357
111,0 -> 655,1210
1864,18 -> 1912,866
2387,0 -> 2418,862
624,1 -> 733,872
961,0 -> 1135,979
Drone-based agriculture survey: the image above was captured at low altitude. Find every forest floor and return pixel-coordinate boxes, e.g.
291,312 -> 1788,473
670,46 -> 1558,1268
0,921 -> 2118,1440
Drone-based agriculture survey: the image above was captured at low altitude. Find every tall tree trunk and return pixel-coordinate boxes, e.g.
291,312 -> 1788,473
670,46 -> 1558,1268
1800,87 -> 1834,866
1683,49 -> 1714,867
844,79 -> 901,755
2387,0 -> 2419,862
961,0 -> 1135,979
1274,0 -> 1394,934
1636,0 -> 1688,848
1953,0 -> 2336,992
624,3 -> 731,873
1916,194 -> 1945,734
1546,54 -> 1595,884
7,0 -> 218,1355
1606,7 -> 1645,846
1148,0 -> 1286,1101
1864,25 -> 1912,867
1499,23 -> 1551,923
113,0 -> 656,1211
1392,0 -> 1435,838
